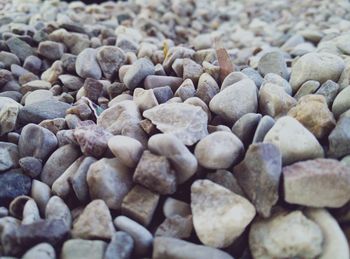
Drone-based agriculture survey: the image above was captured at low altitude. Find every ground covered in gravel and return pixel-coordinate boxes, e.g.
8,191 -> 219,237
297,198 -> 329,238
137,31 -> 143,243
0,0 -> 350,258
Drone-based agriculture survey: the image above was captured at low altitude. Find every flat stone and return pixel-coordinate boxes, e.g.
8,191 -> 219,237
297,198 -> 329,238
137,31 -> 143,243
155,215 -> 193,239
328,113 -> 350,158
191,179 -> 256,248
19,156 -> 42,178
258,51 -> 288,79
0,97 -> 22,136
6,37 -> 34,62
294,80 -> 320,100
123,58 -> 155,90
87,158 -> 132,209
61,239 -> 107,259
58,74 -> 84,90
144,75 -> 183,91
104,231 -> 134,259
75,48 -> 101,79
234,143 -> 282,217
96,46 -> 126,79
21,243 -> 56,259
263,116 -> 324,165
121,185 -> 160,226
283,158 -> 350,208
232,113 -> 262,146
38,41 -> 65,60
133,150 -> 176,195
143,102 -> 208,146
315,80 -> 339,106
332,86 -> 350,118
209,79 -> 258,123
25,90 -> 54,105
194,131 -> 244,169
249,210 -> 323,259
0,142 -> 18,172
21,80 -> 51,94
72,199 -> 115,240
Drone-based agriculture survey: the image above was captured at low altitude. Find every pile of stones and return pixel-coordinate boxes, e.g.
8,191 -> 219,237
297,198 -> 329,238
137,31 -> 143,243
0,0 -> 350,258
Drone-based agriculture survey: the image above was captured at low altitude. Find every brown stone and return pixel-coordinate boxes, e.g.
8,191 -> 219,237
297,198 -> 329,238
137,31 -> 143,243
155,215 -> 193,239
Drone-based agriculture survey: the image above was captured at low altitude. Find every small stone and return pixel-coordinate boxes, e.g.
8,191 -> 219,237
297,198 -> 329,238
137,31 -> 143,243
75,48 -> 102,79
61,239 -> 107,259
21,243 -> 56,259
143,103 -> 208,146
23,55 -> 42,75
104,231 -> 134,259
19,157 -> 42,178
96,46 -> 126,79
221,72 -> 249,90
0,51 -> 20,69
0,97 -> 22,135
294,80 -> 320,100
45,196 -> 72,228
153,86 -> 174,104
25,90 -> 54,106
83,78 -> 103,103
207,170 -> 245,196
252,115 -> 275,143
108,136 -> 144,168
114,216 -> 153,256
21,80 -> 51,94
328,113 -> 350,158
123,58 -> 155,90
196,73 -> 219,104
31,180 -> 51,214
263,116 -> 324,165
182,58 -> 203,83
0,142 -> 18,171
6,37 -> 34,62
155,215 -> 193,239
87,158 -> 132,210
58,74 -> 83,90
232,113 -> 262,146
39,118 -> 67,134
191,180 -> 256,248
72,199 -> 115,240
315,80 -> 339,106
242,67 -> 264,88
144,75 -> 182,91
0,69 -> 13,87
174,79 -> 196,101
41,60 -> 63,84
258,51 -> 288,79
283,158 -> 350,208
288,95 -> 336,139
209,79 -> 258,123
133,88 -> 158,112
249,210 -> 323,259
332,86 -> 350,118
194,131 -> 244,169
290,52 -> 345,93
121,185 -> 160,226
38,41 -> 65,60
234,143 -> 282,217
61,53 -> 77,74
262,73 -> 292,94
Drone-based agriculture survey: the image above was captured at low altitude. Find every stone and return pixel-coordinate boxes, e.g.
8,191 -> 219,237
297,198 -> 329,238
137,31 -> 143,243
221,72 -> 249,90
75,48 -> 102,79
18,124 -> 57,161
288,95 -> 336,139
144,75 -> 183,91
332,86 -> 350,118
262,73 -> 292,94
121,185 -> 160,226
249,210 -> 323,259
196,73 -> 219,104
133,88 -> 158,111
294,80 -> 320,100
0,216 -> 21,256
104,231 -> 134,259
108,136 -> 144,168
258,51 -> 288,79
290,52 -> 345,93
61,53 -> 76,74
21,243 -> 56,259
232,113 -> 262,146
41,61 -> 63,84
23,55 -> 42,75
58,74 -> 84,90
263,116 -> 324,165
0,169 -> 31,206
153,86 -> 174,103
19,156 -> 42,178
18,100 -> 71,124
6,37 -> 34,62
61,239 -> 107,259
0,69 -> 13,88
38,41 -> 65,60
0,51 -> 20,69
191,180 -> 256,248
174,79 -> 196,101
234,143 -> 282,217
41,144 -> 80,186
25,90 -> 54,105
114,216 -> 153,256
143,103 -> 208,146
87,158 -> 132,209
283,158 -> 350,207
83,78 -> 103,103
21,80 -> 51,94
182,58 -> 203,83
96,46 -> 126,79
0,97 -> 22,135
123,58 -> 155,90
259,83 -> 297,118
152,237 -> 233,259
209,79 -> 258,123
207,170 -> 245,196
72,200 -> 115,240
148,134 -> 198,184
242,67 -> 264,88
155,215 -> 193,239
163,198 -> 191,218
39,118 -> 67,134
252,115 -> 275,143
194,131 -> 244,169
45,196 -> 72,228
316,80 -> 339,106
31,180 -> 51,214
0,142 -> 18,171
328,114 -> 350,158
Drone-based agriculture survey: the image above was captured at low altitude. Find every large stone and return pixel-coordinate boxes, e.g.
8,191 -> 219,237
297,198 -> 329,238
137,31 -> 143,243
283,158 -> 350,208
191,180 -> 256,248
104,231 -> 134,259
332,86 -> 350,118
75,48 -> 101,79
234,143 -> 282,217
21,243 -> 56,259
61,239 -> 107,259
0,142 -> 18,172
0,97 -> 22,136
258,51 -> 288,79
144,102 -> 208,146
155,215 -> 193,239
328,113 -> 350,158
96,46 -> 126,79
123,58 -> 155,90
232,113 -> 262,146
6,37 -> 34,62
263,116 -> 324,165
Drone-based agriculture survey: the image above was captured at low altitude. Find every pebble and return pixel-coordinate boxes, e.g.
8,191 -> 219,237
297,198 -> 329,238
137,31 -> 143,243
6,37 -> 34,62
196,72 -> 219,104
252,115 -> 275,143
61,239 -> 107,259
332,85 -> 350,118
0,142 -> 18,172
133,88 -> 158,111
258,51 -> 288,79
38,41 -> 65,60
207,170 -> 246,196
58,74 -> 83,90
75,48 -> 101,79
123,58 -> 155,90
163,197 -> 191,218
45,196 -> 72,228
242,67 -> 264,88
104,231 -> 134,259
21,243 -> 56,259
30,180 -> 51,214
191,179 -> 256,248
155,215 -> 193,239
143,75 -> 183,91
263,116 -> 324,165
25,90 -> 54,105
0,97 -> 22,135
232,113 -> 262,146
0,51 -> 20,69
262,73 -> 292,94
174,79 -> 196,101
328,112 -> 350,158
23,55 -> 42,75
315,80 -> 339,106
153,85 -> 174,103
96,46 -> 126,80
294,80 -> 320,100
19,157 -> 42,178
21,80 -> 51,94
221,72 -> 249,90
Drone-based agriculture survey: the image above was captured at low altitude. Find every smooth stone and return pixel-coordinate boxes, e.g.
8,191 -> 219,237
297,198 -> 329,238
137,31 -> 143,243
258,51 -> 288,79
21,80 -> 51,95
249,210 -> 323,259
252,115 -> 275,143
39,118 -> 67,135
209,79 -> 258,123
234,143 -> 282,217
262,73 -> 292,95
332,86 -> 350,118
133,150 -> 176,195
155,215 -> 193,239
232,113 -> 262,146
72,200 -> 115,240
41,144 -> 81,186
294,80 -> 320,100
19,157 -> 42,178
221,71 -> 249,90
196,73 -> 219,104
153,86 -> 174,104
207,169 -> 245,196
58,74 -> 83,90
242,67 -> 263,88
40,61 -> 63,84
22,199 -> 41,225
31,180 -> 51,214
143,102 -> 208,146
182,58 -> 203,83
83,78 -> 103,102
290,52 -> 345,93
23,55 -> 42,75
114,215 -> 153,256
263,116 -> 324,165
25,90 -> 54,105
174,79 -> 196,101
61,53 -> 76,74
163,198 -> 191,218
75,48 -> 101,79
288,95 -> 336,139
121,185 -> 160,227
87,158 -> 132,210
133,88 -> 158,112
0,91 -> 22,102
38,41 -> 65,60
123,58 -> 155,90
45,196 -> 71,228
61,239 -> 107,259
96,46 -> 126,79
316,80 -> 339,106
18,100 -> 71,124
0,51 -> 20,68
283,158 -> 350,208
194,131 -> 244,169
0,142 -> 18,171
328,113 -> 350,158
0,97 -> 22,135
144,75 -> 183,91
21,243 -> 56,259
0,216 -> 21,256
148,133 -> 198,184
191,180 -> 256,248
104,231 -> 134,259
6,37 -> 34,62
0,69 -> 14,88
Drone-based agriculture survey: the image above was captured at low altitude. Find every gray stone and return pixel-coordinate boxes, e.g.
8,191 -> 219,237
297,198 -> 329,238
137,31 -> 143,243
196,73 -> 219,104
252,115 -> 275,143
0,142 -> 18,172
163,198 -> 191,218
123,58 -> 155,90
315,80 -> 339,106
294,80 -> 320,100
96,46 -> 126,79
174,79 -> 196,101
75,48 -> 102,79
104,231 -> 134,259
332,86 -> 350,118
0,96 -> 22,136
38,41 -> 65,60
242,67 -> 263,88
45,196 -> 72,228
58,74 -> 84,90
262,73 -> 292,95
155,215 -> 193,239
258,51 -> 288,79
21,243 -> 56,259
23,55 -> 42,75
0,51 -> 20,68
329,113 -> 350,158
19,156 -> 42,178
6,37 -> 34,62
61,239 -> 107,259
232,113 -> 262,146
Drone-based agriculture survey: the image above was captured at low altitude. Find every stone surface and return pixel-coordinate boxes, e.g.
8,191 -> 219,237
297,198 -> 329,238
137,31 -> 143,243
0,97 -> 22,136
262,73 -> 292,94
104,231 -> 134,259
38,41 -> 65,60
252,115 -> 275,143
283,158 -> 350,208
21,243 -> 56,259
0,142 -> 18,172
294,80 -> 320,100
45,196 -> 72,228
133,88 -> 158,111
19,156 -> 42,178
232,113 -> 262,146
155,215 -> 193,239
96,46 -> 126,79
328,113 -> 350,158
6,37 -> 34,62
207,170 -> 246,197
315,80 -> 339,106
123,58 -> 155,90
163,197 -> 191,218
258,51 -> 288,79
332,85 -> 350,118
191,179 -> 256,248
196,73 -> 219,104
75,48 -> 101,79
61,239 -> 107,259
